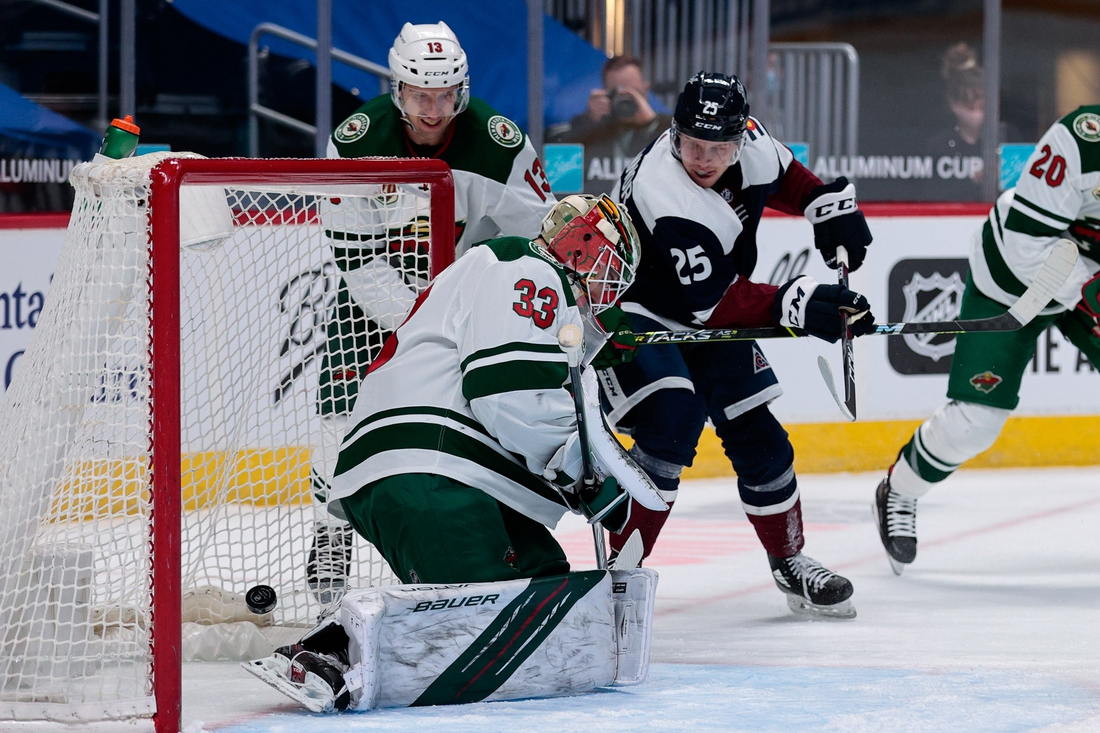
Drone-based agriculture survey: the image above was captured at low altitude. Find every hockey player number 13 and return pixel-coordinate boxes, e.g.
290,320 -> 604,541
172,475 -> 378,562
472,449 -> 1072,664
513,279 -> 558,329
524,159 -> 553,202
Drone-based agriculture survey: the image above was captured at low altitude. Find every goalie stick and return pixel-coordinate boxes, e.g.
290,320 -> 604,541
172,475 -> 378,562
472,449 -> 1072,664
631,239 -> 1080,346
558,323 -> 608,570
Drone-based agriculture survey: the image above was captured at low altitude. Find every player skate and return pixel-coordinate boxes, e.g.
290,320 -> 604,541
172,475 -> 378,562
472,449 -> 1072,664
768,552 -> 855,619
874,476 -> 918,575
306,520 -> 355,606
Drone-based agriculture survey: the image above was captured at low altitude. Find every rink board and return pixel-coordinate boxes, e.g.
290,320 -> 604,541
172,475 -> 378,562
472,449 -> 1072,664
0,209 -> 1095,479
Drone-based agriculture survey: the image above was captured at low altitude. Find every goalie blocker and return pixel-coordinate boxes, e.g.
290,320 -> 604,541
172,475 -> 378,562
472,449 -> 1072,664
244,568 -> 657,712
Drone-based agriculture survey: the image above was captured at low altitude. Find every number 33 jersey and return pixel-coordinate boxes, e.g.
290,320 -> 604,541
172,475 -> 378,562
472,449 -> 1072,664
329,237 -> 583,528
977,105 -> 1100,313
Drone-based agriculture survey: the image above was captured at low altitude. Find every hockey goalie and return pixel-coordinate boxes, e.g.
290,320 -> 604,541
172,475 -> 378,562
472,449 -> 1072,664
245,194 -> 666,711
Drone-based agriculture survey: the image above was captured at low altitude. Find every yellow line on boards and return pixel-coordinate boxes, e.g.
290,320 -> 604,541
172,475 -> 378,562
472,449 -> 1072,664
48,414 -> 1099,520
658,415 -> 1100,479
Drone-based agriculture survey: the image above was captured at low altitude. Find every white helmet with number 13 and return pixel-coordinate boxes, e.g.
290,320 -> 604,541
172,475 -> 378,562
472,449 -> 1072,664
388,22 -> 470,116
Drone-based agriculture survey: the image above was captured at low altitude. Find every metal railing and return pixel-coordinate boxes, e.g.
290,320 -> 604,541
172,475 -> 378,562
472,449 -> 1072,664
545,3 -> 861,161
30,0 -> 110,130
766,42 -> 859,158
247,22 -> 389,158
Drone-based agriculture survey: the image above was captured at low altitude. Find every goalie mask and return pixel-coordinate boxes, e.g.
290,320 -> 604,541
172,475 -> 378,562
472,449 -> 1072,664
388,22 -> 470,119
540,194 -> 641,316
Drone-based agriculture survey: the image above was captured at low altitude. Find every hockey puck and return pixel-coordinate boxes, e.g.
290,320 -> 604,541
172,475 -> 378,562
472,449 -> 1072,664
245,584 -> 277,615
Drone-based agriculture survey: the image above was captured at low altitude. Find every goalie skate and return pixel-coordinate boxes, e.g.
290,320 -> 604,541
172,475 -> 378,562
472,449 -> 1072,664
242,648 -> 351,714
768,553 -> 856,620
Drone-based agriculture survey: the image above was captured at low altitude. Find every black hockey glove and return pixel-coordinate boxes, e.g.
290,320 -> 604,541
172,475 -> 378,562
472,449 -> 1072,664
773,275 -> 875,343
579,476 -> 631,533
591,306 -> 638,370
802,176 -> 872,271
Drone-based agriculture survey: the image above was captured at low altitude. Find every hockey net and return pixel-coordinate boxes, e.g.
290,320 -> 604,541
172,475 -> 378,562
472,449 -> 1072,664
0,154 -> 455,728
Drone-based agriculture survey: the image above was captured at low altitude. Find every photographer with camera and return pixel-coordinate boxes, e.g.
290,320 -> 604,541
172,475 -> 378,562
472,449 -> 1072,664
548,55 -> 672,195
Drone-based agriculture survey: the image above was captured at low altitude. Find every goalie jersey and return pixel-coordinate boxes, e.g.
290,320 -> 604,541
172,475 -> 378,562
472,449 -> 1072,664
976,105 -> 1100,313
329,237 -> 582,527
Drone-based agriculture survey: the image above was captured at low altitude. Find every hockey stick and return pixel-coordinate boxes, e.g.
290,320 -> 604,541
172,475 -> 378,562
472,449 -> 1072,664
817,246 -> 857,421
630,239 -> 1080,346
558,324 -> 608,570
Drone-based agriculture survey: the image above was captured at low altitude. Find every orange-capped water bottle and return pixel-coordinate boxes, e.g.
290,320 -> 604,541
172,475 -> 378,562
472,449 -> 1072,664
98,115 -> 141,159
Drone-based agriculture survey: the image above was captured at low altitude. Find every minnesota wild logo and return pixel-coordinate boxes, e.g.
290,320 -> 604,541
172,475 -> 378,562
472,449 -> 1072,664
969,371 -> 1003,393
488,115 -> 523,148
335,113 -> 370,143
1072,112 -> 1100,142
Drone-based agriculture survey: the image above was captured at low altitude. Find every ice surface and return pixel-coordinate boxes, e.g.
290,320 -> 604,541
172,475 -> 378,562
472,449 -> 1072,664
10,466 -> 1100,732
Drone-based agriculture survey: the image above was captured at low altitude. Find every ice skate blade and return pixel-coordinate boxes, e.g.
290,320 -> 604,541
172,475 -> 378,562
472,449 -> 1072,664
241,656 -> 336,714
784,594 -> 856,620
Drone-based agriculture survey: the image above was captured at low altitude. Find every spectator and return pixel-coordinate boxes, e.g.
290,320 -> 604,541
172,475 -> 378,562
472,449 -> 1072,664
548,55 -> 672,196
924,43 -> 1020,202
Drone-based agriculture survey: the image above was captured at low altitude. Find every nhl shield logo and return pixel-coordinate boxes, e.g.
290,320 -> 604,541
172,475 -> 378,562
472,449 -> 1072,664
488,115 -> 523,148
335,113 -> 370,143
901,271 -> 966,362
969,371 -> 1003,393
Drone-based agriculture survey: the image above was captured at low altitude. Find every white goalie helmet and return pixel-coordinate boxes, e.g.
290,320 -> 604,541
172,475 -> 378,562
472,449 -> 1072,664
388,21 -> 470,117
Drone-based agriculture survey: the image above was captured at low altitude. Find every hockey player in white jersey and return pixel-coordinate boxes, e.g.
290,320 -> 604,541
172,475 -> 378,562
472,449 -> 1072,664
244,195 -> 664,712
874,107 -> 1100,574
602,72 -> 876,618
307,21 -> 558,600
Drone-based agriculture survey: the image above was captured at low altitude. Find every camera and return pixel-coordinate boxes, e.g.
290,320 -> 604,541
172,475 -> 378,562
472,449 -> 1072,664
607,89 -> 639,120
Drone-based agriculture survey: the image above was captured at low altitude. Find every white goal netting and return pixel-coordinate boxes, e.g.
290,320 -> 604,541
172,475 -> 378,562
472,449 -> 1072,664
0,153 -> 452,723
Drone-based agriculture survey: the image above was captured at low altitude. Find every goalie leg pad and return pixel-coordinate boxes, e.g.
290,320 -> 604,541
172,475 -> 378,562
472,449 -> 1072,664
609,568 -> 658,685
340,571 -> 618,710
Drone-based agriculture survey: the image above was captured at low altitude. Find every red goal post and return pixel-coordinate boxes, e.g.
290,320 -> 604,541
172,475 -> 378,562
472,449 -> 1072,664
148,157 -> 454,733
0,155 -> 454,733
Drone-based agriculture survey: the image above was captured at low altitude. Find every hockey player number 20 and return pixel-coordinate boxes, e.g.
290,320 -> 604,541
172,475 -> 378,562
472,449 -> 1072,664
513,279 -> 558,329
1029,144 -> 1066,187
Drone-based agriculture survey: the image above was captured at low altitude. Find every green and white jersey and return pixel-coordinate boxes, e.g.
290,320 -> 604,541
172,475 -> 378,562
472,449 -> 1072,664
975,105 -> 1100,313
327,96 -> 556,254
329,237 -> 582,527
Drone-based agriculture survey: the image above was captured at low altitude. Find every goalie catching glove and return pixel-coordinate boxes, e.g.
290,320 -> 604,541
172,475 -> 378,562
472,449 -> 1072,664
773,275 -> 875,343
803,176 -> 872,271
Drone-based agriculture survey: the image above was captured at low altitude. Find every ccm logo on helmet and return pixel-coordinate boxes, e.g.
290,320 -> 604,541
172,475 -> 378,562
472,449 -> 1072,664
424,71 -> 450,76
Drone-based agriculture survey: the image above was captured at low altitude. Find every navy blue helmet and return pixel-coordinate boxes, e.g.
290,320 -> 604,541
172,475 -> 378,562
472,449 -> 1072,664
672,72 -> 749,144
